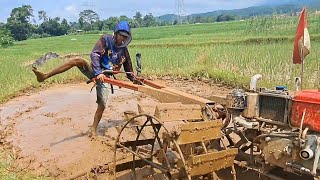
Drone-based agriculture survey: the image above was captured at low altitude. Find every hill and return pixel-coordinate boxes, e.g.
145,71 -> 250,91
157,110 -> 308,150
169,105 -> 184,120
157,0 -> 320,22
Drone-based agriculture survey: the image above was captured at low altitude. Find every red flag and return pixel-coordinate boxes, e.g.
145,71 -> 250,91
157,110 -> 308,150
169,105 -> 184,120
293,7 -> 310,64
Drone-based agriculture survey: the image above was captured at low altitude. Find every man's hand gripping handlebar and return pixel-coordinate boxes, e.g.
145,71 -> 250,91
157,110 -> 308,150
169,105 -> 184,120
86,70 -> 143,85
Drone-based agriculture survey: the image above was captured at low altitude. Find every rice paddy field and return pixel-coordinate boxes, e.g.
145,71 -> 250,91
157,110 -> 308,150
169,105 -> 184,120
1,14 -> 320,104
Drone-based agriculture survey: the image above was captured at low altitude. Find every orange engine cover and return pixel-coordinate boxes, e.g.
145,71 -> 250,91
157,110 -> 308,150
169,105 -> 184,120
291,90 -> 320,132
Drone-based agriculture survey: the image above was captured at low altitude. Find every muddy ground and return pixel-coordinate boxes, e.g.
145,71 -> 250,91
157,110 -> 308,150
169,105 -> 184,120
0,77 -> 232,179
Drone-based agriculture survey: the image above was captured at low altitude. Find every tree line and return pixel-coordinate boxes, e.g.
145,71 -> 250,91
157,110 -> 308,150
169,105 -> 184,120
0,5 -> 237,47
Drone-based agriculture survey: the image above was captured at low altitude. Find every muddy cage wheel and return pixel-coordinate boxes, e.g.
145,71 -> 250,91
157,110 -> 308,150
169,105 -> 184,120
113,114 -> 187,180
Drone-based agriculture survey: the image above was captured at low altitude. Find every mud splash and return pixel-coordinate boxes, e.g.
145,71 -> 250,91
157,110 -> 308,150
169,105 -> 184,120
0,78 -> 230,179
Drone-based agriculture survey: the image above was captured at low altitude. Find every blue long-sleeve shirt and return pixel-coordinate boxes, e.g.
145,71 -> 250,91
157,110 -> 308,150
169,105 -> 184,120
90,34 -> 134,81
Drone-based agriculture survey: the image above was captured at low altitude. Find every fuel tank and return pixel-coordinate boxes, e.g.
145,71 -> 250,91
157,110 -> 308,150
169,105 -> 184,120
291,90 -> 320,132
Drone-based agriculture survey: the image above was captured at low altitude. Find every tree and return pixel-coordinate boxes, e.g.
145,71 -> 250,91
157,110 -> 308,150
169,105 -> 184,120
119,15 -> 129,22
53,17 -> 60,22
78,10 -> 100,31
38,10 -> 48,22
104,16 -> 119,30
130,20 -> 139,28
216,14 -> 236,22
78,17 -> 84,29
92,20 -> 103,31
207,16 -> 215,23
79,10 -> 99,24
159,21 -> 169,26
40,17 -> 68,36
195,16 -> 202,23
8,5 -> 33,23
6,5 -> 34,41
133,12 -> 143,27
186,16 -> 192,24
143,13 -> 156,27
69,22 -> 78,28
61,18 -> 71,33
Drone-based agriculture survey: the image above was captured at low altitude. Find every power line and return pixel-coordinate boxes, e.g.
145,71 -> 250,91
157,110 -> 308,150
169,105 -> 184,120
175,0 -> 187,23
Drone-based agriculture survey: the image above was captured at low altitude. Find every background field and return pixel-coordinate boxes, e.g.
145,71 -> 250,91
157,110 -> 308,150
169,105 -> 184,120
1,14 -> 320,103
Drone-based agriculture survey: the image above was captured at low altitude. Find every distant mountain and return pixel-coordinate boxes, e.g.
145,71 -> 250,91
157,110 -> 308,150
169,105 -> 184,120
157,0 -> 320,22
260,0 -> 318,6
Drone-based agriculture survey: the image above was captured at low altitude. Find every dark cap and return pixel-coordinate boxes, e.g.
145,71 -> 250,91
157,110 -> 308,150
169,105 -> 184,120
118,30 -> 129,37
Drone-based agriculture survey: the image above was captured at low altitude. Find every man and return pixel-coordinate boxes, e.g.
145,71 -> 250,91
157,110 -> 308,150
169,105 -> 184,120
32,21 -> 137,137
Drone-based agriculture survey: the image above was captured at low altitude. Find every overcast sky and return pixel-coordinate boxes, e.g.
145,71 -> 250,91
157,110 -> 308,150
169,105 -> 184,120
0,0 -> 272,23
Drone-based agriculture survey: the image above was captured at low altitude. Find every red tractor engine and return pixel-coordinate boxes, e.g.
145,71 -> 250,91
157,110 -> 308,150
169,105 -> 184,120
291,90 -> 320,132
221,75 -> 320,179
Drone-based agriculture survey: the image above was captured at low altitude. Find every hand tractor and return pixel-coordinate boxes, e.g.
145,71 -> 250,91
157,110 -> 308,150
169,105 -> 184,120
95,54 -> 320,180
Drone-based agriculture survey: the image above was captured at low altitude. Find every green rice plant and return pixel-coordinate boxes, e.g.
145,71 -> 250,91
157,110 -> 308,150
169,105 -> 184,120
1,13 -> 320,104
0,152 -> 49,180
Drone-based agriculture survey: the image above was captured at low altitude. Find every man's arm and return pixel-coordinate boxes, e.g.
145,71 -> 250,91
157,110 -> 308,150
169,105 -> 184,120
90,35 -> 107,76
123,48 -> 135,81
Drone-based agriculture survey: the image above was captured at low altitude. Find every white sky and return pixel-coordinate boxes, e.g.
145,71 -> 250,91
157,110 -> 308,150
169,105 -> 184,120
0,0 -> 279,23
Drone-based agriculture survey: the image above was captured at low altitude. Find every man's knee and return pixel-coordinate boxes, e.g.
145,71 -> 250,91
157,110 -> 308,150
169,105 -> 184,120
70,57 -> 87,68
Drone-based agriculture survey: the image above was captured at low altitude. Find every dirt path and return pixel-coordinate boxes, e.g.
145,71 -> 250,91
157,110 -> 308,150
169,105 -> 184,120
0,78 -> 230,179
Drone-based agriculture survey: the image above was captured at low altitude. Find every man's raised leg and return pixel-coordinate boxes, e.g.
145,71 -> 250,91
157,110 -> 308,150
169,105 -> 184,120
32,57 -> 89,82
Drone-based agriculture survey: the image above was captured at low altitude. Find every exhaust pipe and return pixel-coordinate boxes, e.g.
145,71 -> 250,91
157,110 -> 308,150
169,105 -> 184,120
136,53 -> 141,77
250,74 -> 262,92
300,146 -> 314,160
295,77 -> 301,92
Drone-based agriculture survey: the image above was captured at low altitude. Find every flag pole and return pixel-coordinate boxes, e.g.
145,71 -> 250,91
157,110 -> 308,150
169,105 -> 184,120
318,58 -> 320,92
293,7 -> 309,90
300,47 -> 304,90
300,9 -> 306,90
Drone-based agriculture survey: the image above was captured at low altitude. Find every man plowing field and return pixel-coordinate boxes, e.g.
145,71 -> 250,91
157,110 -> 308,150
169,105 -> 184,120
31,20 -> 239,179
32,21 -> 140,137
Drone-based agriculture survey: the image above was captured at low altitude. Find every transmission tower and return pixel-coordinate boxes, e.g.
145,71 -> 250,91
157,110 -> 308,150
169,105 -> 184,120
175,0 -> 187,23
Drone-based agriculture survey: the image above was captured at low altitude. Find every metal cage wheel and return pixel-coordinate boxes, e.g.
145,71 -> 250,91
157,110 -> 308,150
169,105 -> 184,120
113,114 -> 188,180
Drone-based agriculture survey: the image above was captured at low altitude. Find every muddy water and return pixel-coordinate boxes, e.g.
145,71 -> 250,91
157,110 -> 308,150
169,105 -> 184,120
0,78 -> 231,179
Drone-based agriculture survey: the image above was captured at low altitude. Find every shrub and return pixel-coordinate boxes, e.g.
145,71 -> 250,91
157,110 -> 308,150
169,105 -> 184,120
0,34 -> 14,47
0,28 -> 14,47
29,33 -> 51,39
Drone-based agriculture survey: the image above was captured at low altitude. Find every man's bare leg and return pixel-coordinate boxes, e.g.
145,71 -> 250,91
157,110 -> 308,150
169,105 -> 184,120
32,57 -> 88,82
89,104 -> 105,137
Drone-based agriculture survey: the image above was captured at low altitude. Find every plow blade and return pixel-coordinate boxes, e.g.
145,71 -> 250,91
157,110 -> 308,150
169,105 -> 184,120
186,148 -> 238,177
176,121 -> 222,145
154,103 -> 203,122
115,158 -> 152,172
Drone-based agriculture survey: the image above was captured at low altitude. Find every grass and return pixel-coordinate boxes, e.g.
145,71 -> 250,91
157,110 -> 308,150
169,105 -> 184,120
1,13 -> 320,178
0,152 -> 48,180
0,14 -> 319,102
0,159 -> 16,180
